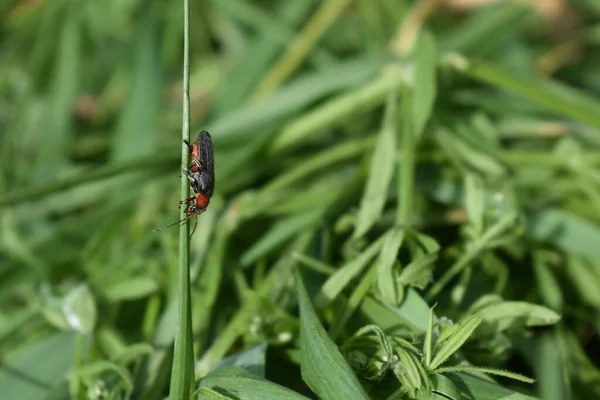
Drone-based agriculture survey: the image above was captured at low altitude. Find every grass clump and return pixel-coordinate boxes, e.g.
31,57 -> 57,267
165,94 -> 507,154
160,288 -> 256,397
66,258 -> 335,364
1,1 -> 599,399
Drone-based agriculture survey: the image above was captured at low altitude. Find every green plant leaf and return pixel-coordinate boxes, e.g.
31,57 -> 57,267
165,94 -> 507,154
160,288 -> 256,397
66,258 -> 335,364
0,333 -> 76,400
424,307 -> 434,368
528,208 -> 600,260
377,227 -> 405,305
430,313 -> 482,370
103,277 -> 159,301
394,347 -> 422,397
447,55 -> 600,130
211,345 -> 267,378
197,366 -> 309,400
411,31 -> 437,140
315,231 -> 387,309
446,372 -> 539,400
429,373 -> 463,400
241,209 -> 323,267
436,366 -> 534,384
353,93 -> 397,239
476,301 -> 560,333
295,269 -> 369,400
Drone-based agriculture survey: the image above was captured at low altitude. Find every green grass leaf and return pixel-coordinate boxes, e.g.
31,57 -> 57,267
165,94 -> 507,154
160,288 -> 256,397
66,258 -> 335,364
241,209 -> 323,267
376,227 -> 404,305
528,208 -> 600,260
447,54 -> 600,130
295,269 -> 369,400
103,277 -> 159,301
411,31 -> 437,140
445,372 -> 540,400
353,93 -> 397,239
314,231 -> 388,309
197,366 -> 309,400
0,333 -> 76,400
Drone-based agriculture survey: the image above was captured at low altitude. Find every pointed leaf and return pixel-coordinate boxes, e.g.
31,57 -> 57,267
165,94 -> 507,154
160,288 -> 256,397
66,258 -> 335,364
377,227 -> 405,305
430,313 -> 482,370
295,270 -> 368,400
353,93 -> 397,239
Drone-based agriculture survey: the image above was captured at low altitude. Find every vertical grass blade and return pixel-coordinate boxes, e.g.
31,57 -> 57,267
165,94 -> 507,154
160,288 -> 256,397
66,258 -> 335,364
169,0 -> 194,398
353,93 -> 398,239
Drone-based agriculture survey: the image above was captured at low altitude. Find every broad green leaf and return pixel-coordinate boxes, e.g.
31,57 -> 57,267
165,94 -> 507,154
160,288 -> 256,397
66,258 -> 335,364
295,269 -> 369,400
430,313 -> 482,370
377,227 -> 405,305
353,93 -> 397,239
103,277 -> 159,301
197,366 -> 308,400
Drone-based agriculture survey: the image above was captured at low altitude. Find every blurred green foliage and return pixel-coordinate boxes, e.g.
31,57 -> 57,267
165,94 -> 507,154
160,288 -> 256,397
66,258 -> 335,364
1,0 -> 600,399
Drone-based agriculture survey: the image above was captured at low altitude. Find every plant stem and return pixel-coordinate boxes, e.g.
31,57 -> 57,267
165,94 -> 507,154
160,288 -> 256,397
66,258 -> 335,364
169,0 -> 194,398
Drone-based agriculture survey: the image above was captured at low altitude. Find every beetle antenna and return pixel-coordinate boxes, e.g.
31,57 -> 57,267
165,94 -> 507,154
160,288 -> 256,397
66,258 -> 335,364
189,215 -> 199,237
153,214 -> 192,232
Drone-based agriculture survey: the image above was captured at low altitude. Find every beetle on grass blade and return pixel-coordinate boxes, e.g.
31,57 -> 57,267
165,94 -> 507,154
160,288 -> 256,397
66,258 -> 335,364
154,131 -> 214,236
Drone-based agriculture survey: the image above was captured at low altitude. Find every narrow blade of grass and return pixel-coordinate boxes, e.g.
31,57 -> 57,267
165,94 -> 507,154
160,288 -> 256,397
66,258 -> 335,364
353,93 -> 398,239
446,54 -> 600,130
376,227 -> 404,305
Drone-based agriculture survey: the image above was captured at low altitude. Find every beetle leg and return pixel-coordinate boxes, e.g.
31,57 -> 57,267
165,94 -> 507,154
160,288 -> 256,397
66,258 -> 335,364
179,196 -> 194,205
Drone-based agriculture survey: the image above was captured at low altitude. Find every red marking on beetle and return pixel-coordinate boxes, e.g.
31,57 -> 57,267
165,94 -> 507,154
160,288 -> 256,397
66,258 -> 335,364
154,131 -> 215,236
